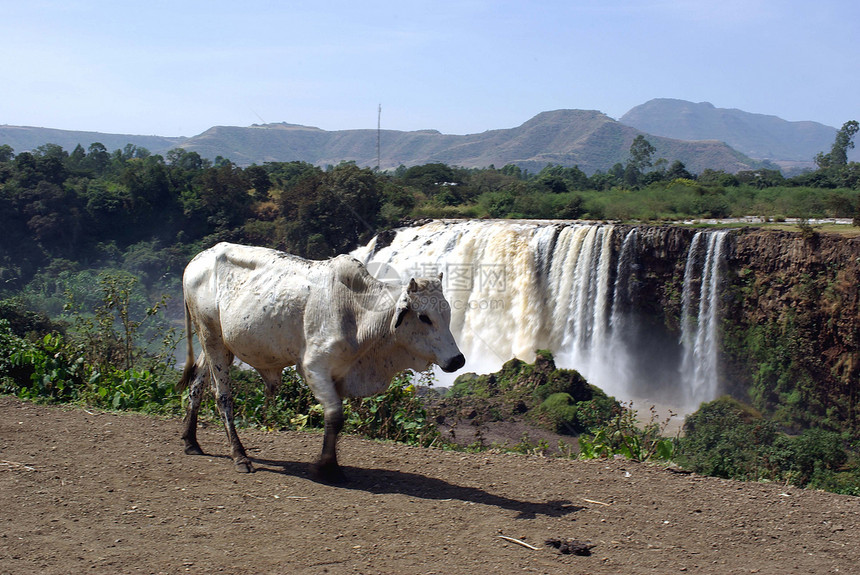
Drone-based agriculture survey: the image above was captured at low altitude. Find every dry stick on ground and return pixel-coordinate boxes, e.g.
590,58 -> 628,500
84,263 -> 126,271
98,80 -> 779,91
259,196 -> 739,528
497,536 -> 540,550
582,498 -> 611,506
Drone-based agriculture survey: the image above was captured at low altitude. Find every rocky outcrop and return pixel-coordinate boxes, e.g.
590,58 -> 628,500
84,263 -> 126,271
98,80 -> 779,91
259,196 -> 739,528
724,229 -> 859,430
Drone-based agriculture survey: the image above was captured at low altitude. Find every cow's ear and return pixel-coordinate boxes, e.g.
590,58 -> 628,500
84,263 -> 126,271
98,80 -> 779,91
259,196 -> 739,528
394,306 -> 408,328
394,286 -> 410,329
407,278 -> 419,293
437,272 -> 443,282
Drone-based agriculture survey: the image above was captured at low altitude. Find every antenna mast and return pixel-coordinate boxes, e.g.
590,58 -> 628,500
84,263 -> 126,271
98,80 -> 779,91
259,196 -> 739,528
376,104 -> 381,171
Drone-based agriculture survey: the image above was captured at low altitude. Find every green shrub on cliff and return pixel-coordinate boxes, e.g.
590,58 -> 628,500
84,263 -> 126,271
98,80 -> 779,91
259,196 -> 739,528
537,393 -> 580,434
676,396 -> 860,494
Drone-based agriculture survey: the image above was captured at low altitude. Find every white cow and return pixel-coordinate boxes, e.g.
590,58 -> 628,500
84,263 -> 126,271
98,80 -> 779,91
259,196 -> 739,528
178,242 -> 465,478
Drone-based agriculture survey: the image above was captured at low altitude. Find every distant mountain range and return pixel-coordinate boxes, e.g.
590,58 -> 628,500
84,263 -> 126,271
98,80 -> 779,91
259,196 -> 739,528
2,99 -> 848,175
174,109 -> 761,175
0,125 -> 184,159
620,98 -> 849,170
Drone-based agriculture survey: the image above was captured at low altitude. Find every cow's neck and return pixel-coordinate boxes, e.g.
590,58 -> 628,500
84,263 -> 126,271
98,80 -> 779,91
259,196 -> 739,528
345,282 -> 429,394
352,281 -> 401,346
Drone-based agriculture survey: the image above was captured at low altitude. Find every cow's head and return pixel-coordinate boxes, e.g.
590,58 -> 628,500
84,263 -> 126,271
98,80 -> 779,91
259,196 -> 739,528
392,275 -> 465,373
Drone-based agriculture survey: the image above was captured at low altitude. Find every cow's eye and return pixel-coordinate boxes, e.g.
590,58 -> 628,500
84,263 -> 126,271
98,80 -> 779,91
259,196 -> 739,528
418,314 -> 433,325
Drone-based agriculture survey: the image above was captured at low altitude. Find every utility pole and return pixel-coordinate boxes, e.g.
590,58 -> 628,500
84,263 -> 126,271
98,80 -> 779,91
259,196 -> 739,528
376,104 -> 381,171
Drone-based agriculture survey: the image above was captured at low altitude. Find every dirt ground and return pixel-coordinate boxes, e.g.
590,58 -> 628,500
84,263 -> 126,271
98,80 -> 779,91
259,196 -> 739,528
2,396 -> 859,575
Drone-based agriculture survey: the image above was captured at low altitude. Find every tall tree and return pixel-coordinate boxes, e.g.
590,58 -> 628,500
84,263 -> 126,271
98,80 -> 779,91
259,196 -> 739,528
830,120 -> 859,167
0,144 -> 13,163
81,143 -> 110,175
245,165 -> 273,200
67,144 -> 87,175
629,135 -> 656,172
666,160 -> 693,180
284,163 -> 382,258
197,163 -> 252,230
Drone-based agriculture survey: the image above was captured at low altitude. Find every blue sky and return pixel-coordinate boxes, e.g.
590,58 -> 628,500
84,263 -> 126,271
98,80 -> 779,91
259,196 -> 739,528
2,0 -> 857,137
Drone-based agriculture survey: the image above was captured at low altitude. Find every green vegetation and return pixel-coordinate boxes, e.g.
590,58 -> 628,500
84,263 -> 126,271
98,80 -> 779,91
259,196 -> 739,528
675,397 -> 860,495
4,294 -> 860,495
721,252 -> 859,434
444,355 -> 860,494
577,404 -> 676,463
0,289 -> 438,446
1,273 -> 181,415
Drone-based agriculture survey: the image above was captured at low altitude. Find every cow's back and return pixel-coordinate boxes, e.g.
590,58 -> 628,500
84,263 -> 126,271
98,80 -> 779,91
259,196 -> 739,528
184,243 -> 323,370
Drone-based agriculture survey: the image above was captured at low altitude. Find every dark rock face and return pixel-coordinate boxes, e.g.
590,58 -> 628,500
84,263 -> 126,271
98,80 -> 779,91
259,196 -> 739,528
723,230 -> 860,430
612,225 -> 858,430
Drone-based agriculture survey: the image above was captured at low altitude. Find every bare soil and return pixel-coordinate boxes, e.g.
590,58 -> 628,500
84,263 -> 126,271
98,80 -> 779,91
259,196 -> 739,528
2,396 -> 859,575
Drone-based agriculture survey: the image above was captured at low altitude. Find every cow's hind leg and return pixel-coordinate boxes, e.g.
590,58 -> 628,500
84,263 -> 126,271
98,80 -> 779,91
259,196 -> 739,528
181,353 -> 208,455
209,350 -> 253,473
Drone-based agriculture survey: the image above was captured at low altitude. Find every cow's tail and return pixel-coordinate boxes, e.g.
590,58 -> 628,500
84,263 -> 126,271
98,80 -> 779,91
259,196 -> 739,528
176,300 -> 197,392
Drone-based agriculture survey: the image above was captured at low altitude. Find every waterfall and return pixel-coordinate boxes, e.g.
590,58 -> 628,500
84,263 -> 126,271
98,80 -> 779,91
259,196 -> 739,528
554,225 -> 626,398
357,221 -> 727,412
603,228 -> 639,396
679,230 -> 729,409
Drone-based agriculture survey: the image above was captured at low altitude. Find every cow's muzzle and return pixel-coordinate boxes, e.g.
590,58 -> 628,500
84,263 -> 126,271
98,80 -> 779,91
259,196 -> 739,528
440,353 -> 466,373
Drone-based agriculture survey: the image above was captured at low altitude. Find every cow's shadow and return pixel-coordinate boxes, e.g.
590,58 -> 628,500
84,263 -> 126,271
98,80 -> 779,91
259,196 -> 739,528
250,456 -> 581,520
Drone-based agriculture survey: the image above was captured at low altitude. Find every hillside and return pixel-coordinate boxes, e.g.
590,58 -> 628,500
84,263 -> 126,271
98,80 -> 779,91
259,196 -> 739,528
620,98 -> 848,170
175,110 -> 759,174
0,124 -> 184,156
1,110 -> 761,175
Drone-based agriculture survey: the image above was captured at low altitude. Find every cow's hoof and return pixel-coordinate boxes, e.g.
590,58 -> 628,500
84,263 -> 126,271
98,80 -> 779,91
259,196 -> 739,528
234,460 -> 254,473
184,443 -> 204,456
312,461 -> 345,483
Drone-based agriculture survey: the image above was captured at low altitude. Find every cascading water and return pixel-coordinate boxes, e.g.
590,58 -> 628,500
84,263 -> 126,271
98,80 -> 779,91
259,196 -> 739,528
604,228 -> 639,396
679,230 -> 729,409
355,221 -> 728,412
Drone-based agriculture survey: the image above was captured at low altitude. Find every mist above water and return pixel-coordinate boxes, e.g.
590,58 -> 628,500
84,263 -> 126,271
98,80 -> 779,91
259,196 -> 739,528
355,221 -> 728,415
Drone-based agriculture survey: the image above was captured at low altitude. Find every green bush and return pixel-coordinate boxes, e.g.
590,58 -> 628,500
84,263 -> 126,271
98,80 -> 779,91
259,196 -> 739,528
346,373 -> 438,446
192,367 -> 437,447
0,319 -> 33,391
536,392 -> 580,434
225,367 -> 319,430
532,365 -> 588,400
85,365 -> 181,414
578,403 -> 676,462
1,325 -> 85,403
677,397 -> 860,492
447,371 -> 485,398
781,428 -> 848,487
677,396 -> 778,480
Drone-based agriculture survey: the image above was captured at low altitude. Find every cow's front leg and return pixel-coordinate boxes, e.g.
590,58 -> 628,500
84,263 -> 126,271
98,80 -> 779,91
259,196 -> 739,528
316,402 -> 344,481
304,365 -> 345,482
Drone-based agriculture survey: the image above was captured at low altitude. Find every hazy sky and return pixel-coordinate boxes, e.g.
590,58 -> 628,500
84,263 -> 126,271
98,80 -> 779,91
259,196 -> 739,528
3,0 -> 857,137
